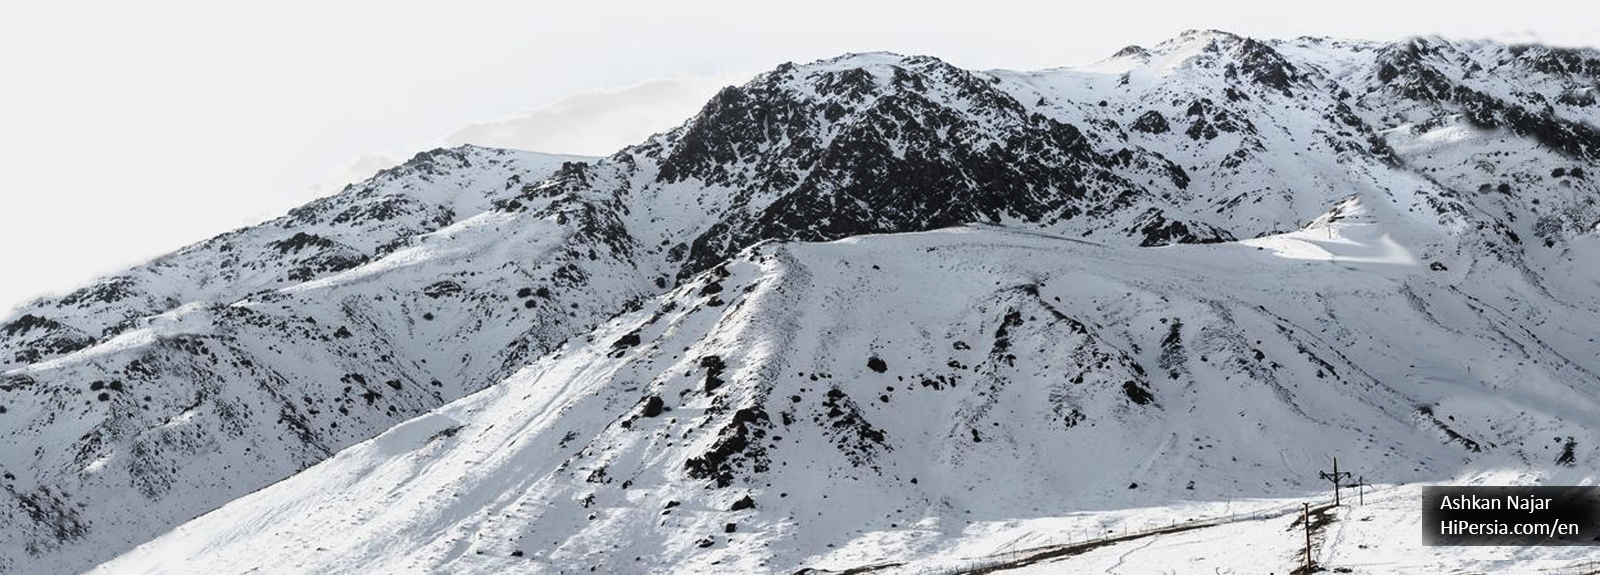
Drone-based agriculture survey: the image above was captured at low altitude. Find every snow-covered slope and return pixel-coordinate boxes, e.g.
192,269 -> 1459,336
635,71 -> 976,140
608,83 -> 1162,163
95,224 -> 1600,574
0,146 -> 589,370
5,29 -> 1600,574
821,476 -> 1597,574
0,147 -> 619,573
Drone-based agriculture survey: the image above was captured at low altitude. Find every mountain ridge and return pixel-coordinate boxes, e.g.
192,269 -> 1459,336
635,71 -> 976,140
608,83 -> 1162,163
2,30 -> 1599,573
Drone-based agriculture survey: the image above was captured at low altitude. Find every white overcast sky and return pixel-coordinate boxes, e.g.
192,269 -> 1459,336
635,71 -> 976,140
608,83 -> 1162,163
1,1 -> 1595,314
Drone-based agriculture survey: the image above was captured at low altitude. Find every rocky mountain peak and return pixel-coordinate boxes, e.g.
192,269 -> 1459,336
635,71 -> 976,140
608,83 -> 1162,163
1141,30 -> 1313,95
1109,44 -> 1152,60
651,51 -> 1011,187
8,32 -> 1600,575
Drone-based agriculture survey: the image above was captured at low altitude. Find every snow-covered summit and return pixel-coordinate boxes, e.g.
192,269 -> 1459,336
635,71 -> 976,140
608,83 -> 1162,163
3,29 -> 1600,574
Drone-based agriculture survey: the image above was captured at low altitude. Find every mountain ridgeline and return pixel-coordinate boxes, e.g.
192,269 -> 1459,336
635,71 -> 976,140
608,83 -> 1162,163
3,30 -> 1600,574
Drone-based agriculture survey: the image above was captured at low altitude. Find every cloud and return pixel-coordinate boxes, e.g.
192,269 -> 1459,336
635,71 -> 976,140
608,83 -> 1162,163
447,74 -> 748,156
1487,29 -> 1600,48
306,153 -> 403,198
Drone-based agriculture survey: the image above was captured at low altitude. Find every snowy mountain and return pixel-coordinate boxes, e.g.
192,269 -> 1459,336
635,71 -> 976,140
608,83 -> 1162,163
92,223 -> 1600,574
4,30 -> 1600,574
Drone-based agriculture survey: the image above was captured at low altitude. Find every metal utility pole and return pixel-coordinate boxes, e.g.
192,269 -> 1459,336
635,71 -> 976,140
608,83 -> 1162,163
1303,502 -> 1313,573
1319,457 -> 1352,506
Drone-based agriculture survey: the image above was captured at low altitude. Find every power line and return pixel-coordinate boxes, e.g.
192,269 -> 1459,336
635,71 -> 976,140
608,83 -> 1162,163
1318,457 -> 1352,506
1302,502 -> 1313,573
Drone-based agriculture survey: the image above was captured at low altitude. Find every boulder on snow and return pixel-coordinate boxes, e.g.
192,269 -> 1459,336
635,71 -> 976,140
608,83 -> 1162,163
640,396 -> 665,418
